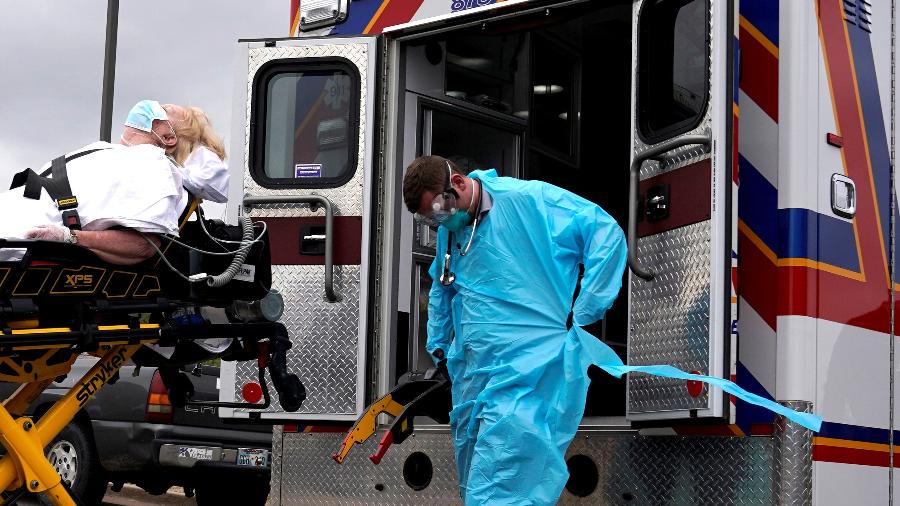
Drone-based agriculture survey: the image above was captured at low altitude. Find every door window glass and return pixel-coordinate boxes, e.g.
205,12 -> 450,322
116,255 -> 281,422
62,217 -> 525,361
637,0 -> 709,143
429,108 -> 520,176
413,262 -> 434,372
250,60 -> 359,188
531,35 -> 579,161
444,33 -> 529,117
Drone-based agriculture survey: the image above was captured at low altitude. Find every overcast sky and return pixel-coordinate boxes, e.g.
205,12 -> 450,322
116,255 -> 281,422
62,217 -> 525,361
0,1 -> 286,183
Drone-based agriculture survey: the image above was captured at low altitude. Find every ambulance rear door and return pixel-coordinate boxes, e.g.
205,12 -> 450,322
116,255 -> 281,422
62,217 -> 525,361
220,36 -> 379,421
626,0 -> 735,422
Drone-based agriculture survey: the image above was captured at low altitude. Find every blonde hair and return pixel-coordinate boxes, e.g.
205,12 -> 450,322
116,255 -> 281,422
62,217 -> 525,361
170,106 -> 226,165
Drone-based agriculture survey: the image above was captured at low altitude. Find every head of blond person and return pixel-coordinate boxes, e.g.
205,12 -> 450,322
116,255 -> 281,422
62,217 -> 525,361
162,104 -> 226,165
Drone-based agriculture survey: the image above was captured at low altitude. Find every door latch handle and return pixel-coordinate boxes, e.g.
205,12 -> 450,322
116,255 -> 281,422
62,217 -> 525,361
645,184 -> 670,222
300,226 -> 327,256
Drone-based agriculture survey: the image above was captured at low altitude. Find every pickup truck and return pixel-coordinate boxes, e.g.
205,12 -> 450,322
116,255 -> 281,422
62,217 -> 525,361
0,356 -> 272,505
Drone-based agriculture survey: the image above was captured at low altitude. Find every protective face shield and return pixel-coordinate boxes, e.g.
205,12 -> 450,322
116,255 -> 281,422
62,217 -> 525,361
414,161 -> 461,228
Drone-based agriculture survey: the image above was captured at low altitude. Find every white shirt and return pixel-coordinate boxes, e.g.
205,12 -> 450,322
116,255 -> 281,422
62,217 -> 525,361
0,142 -> 183,240
175,146 -> 229,203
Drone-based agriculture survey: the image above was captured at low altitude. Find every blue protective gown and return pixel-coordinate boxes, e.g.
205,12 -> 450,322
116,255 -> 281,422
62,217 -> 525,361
426,170 -> 821,505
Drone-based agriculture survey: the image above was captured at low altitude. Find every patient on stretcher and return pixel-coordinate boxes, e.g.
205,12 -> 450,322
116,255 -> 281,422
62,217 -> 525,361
0,100 -> 228,265
0,103 -> 305,468
0,100 -> 244,361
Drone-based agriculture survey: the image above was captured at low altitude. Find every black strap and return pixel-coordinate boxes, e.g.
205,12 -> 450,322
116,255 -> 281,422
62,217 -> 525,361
38,148 -> 105,177
9,168 -> 46,203
45,156 -> 82,230
42,157 -> 76,206
12,147 -> 110,231
8,168 -> 41,199
11,148 -> 107,190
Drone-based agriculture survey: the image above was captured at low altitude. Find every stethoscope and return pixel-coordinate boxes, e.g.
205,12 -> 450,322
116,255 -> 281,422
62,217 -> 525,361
439,179 -> 483,286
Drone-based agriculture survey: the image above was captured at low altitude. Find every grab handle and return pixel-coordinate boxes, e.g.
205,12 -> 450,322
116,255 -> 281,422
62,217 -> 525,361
243,194 -> 338,302
628,132 -> 711,281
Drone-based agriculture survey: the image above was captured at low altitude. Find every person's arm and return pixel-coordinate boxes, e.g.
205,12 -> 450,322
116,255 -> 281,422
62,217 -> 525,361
178,147 -> 229,203
24,225 -> 160,265
425,229 -> 455,364
73,229 -> 160,265
545,186 -> 628,327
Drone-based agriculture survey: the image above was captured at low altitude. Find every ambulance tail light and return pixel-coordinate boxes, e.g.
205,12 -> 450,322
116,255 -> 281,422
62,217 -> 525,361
146,370 -> 174,424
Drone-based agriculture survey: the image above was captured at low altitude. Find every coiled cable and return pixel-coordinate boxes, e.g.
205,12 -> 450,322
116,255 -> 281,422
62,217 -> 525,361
206,208 -> 254,287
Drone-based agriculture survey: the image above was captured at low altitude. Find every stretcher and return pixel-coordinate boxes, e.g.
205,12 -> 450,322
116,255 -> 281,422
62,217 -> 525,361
0,206 -> 304,505
333,363 -> 451,465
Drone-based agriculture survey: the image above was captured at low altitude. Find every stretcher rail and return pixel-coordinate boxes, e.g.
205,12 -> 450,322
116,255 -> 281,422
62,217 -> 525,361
0,322 -> 287,350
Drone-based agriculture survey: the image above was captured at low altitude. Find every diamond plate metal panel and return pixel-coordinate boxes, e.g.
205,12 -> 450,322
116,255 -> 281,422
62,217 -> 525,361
242,43 -> 370,217
276,431 -> 460,505
629,221 -> 711,413
269,425 -> 283,505
773,401 -> 813,506
235,264 -> 361,415
271,431 -> 779,505
639,147 -> 712,180
563,434 -> 776,505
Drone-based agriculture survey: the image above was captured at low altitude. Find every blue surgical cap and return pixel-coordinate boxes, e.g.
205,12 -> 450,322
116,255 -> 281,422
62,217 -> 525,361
124,100 -> 168,132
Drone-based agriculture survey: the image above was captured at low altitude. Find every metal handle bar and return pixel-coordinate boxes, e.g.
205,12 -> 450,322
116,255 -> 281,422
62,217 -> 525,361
243,195 -> 338,302
628,131 -> 711,281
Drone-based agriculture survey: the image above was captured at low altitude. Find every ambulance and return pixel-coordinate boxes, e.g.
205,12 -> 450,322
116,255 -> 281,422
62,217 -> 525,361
219,0 -> 897,503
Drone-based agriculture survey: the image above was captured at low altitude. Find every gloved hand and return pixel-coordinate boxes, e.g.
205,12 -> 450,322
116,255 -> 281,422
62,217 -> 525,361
24,224 -> 72,242
430,349 -> 450,383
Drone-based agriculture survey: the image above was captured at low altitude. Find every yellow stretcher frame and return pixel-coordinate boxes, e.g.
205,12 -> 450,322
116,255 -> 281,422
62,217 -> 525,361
0,328 -> 157,505
333,368 -> 451,466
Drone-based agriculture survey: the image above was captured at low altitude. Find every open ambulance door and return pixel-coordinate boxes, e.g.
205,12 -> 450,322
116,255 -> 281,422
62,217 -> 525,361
220,36 -> 379,421
626,0 -> 734,423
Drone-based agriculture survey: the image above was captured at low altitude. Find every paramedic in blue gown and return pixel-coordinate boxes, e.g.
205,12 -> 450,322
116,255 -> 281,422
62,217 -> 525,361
403,155 -> 627,505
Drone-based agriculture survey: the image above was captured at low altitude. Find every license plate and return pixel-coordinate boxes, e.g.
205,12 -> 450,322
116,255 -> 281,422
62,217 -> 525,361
237,448 -> 269,467
178,446 -> 214,461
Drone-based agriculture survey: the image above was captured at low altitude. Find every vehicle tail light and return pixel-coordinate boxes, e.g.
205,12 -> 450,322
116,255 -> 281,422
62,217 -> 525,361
146,370 -> 173,424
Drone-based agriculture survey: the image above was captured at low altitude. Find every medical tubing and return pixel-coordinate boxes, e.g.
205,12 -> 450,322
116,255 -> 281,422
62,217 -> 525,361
206,210 -> 253,287
141,219 -> 266,283
142,236 -> 196,283
157,220 -> 267,255
197,208 -> 269,247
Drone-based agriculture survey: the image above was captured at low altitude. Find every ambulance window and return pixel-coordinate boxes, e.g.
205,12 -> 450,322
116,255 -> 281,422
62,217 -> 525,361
637,0 -> 709,144
250,59 -> 360,188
